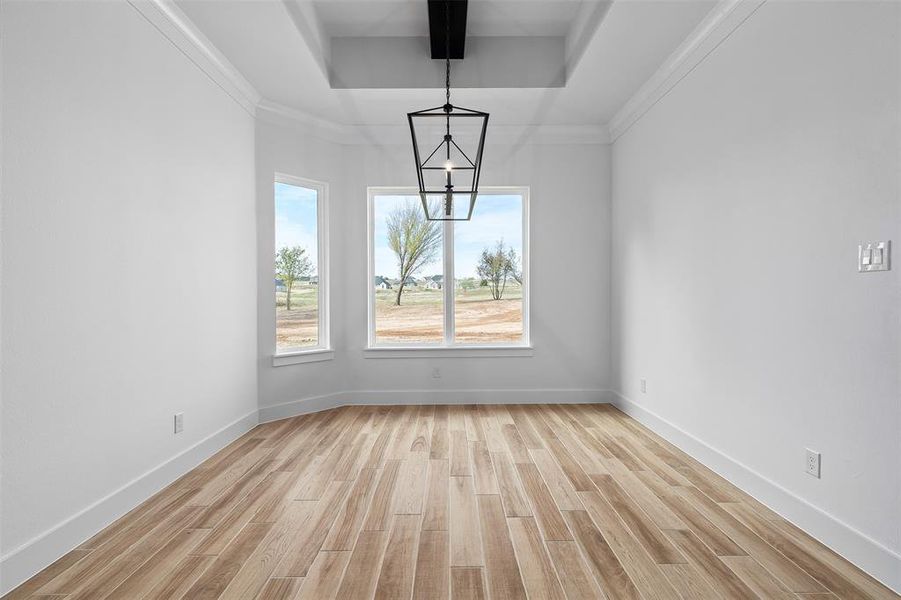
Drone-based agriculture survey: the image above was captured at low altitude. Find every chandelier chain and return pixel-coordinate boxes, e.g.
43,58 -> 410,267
408,0 -> 487,221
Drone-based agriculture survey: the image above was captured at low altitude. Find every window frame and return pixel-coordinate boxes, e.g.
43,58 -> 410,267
273,173 -> 331,365
366,186 -> 531,356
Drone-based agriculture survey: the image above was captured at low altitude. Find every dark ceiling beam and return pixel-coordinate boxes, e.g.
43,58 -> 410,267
428,0 -> 468,59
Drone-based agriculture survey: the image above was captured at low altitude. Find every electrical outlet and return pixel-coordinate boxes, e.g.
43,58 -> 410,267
174,413 -> 184,434
432,367 -> 441,379
640,379 -> 647,393
805,448 -> 820,478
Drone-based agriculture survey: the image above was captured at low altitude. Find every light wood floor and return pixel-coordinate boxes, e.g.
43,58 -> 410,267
6,404 -> 897,600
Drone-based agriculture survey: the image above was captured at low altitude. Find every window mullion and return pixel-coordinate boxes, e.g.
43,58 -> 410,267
318,182 -> 329,351
443,219 -> 454,346
367,192 -> 376,348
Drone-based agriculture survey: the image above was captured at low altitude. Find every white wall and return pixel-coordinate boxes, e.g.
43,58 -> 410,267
611,0 -> 900,589
9,0 -> 896,594
257,120 -> 612,414
1,1 -> 258,591
256,120 -> 350,404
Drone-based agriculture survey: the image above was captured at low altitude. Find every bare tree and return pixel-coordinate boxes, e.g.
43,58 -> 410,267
387,200 -> 441,305
275,246 -> 312,310
511,264 -> 523,285
477,240 -> 518,300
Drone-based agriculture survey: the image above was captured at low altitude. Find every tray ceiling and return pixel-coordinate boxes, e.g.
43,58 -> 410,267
175,0 -> 716,127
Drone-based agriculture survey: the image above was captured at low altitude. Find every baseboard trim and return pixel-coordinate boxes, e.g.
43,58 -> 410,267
610,391 -> 901,594
7,391 -> 897,594
3,389 -> 611,593
258,388 -> 614,423
0,409 -> 259,596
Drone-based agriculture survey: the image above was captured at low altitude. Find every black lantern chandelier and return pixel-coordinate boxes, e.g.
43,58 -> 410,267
407,0 -> 488,221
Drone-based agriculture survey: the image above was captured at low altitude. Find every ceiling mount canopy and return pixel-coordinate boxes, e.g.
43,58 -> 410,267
408,0 -> 489,221
428,0 -> 467,59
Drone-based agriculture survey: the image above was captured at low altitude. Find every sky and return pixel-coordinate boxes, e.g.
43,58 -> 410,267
373,194 -> 523,280
275,182 -> 318,273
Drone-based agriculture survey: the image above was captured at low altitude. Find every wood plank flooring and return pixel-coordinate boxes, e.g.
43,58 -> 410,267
5,404 -> 898,600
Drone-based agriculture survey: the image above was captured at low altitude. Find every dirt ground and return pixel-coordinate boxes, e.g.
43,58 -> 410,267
276,285 -> 524,349
375,296 -> 523,343
454,297 -> 523,342
276,306 -> 318,349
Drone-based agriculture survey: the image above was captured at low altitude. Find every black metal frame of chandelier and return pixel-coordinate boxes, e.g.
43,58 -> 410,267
407,105 -> 489,221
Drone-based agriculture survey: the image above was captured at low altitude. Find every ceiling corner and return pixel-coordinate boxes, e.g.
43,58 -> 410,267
608,0 -> 766,142
128,0 -> 262,114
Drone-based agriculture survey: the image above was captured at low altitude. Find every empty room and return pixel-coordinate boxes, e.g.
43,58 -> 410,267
1,0 -> 899,598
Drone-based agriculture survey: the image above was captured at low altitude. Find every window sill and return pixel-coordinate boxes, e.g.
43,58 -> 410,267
272,349 -> 334,367
363,346 -> 533,359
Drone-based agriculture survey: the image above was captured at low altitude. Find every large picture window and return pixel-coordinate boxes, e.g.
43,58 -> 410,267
368,188 -> 529,349
275,175 -> 328,355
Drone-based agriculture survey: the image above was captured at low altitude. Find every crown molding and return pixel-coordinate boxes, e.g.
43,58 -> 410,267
257,100 -> 611,146
354,123 -> 610,146
492,123 -> 611,146
130,0 -> 611,146
608,0 -> 767,141
256,99 -> 359,144
127,0 -> 262,115
128,0 -> 764,146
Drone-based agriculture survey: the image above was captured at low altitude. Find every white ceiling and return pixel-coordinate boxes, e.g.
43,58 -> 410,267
313,0 -> 586,38
175,0 -> 716,127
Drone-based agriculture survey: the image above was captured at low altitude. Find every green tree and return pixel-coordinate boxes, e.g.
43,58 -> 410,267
275,246 -> 312,310
459,277 -> 477,292
387,200 -> 441,305
477,240 -> 518,300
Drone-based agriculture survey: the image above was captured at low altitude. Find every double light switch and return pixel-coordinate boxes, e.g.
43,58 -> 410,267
858,241 -> 891,272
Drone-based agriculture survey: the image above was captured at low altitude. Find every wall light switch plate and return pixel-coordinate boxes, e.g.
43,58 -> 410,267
174,413 -> 184,434
859,241 -> 890,272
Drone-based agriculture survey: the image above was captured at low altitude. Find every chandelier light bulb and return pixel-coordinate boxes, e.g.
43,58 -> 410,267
444,160 -> 454,172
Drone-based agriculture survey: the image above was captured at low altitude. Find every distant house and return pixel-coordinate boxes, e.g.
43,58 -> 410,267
374,276 -> 392,290
310,276 -> 319,286
275,278 -> 286,293
424,275 -> 443,290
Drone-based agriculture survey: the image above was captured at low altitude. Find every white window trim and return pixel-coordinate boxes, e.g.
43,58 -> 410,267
366,186 -> 530,355
273,349 -> 334,366
273,173 -> 331,365
363,346 -> 533,359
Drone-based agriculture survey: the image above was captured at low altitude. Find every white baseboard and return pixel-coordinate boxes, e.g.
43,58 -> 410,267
0,409 -> 259,596
1,389 -> 612,595
610,391 -> 901,594
258,388 -> 614,423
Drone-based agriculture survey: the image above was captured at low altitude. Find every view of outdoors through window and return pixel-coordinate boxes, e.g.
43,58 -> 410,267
372,192 -> 525,345
454,195 -> 523,343
372,195 -> 445,343
275,181 -> 319,351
